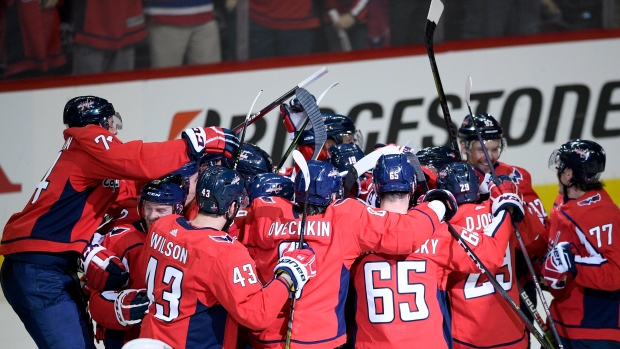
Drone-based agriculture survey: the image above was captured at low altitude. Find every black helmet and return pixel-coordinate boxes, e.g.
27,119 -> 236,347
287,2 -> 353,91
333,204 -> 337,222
63,96 -> 116,129
416,146 -> 460,170
138,174 -> 187,218
458,114 -> 503,141
549,139 -> 606,185
436,162 -> 480,205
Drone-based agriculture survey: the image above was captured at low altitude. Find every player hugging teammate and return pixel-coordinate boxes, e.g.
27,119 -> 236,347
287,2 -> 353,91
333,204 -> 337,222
1,90 -> 617,349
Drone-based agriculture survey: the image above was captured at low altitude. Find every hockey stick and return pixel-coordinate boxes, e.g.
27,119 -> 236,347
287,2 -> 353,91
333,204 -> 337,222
407,151 -> 553,349
296,88 -> 327,160
275,82 -> 339,173
465,77 -> 562,349
424,0 -> 460,152
284,150 -> 312,349
232,67 -> 328,133
328,9 -> 353,51
343,145 -> 400,196
233,90 -> 263,170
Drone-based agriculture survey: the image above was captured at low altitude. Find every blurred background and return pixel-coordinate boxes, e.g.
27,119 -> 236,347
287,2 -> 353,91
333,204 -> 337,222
2,0 -> 619,80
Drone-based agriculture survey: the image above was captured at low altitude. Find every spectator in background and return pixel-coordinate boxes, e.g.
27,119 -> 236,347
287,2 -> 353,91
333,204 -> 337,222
388,0 -> 431,46
324,0 -> 370,51
460,0 -> 541,39
248,0 -> 320,59
144,0 -> 221,68
1,0 -> 66,78
72,0 -> 146,74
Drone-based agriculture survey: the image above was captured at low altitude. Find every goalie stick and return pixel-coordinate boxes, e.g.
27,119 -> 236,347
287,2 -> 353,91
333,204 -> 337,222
408,150 -> 553,349
424,0 -> 459,152
275,82 -> 339,173
465,77 -> 562,349
232,67 -> 328,133
284,150 -> 312,349
233,90 -> 262,170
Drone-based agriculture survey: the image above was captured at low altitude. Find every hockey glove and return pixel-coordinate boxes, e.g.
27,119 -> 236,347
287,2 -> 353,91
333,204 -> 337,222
80,244 -> 129,291
274,244 -> 317,299
422,189 -> 458,222
477,172 -> 494,195
182,126 -> 240,161
114,288 -> 150,327
489,176 -> 524,222
541,242 -> 577,289
280,98 -> 309,139
221,128 -> 240,159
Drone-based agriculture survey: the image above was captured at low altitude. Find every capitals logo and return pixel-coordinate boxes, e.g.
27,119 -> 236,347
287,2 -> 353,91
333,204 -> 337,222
578,193 -> 601,206
266,184 -> 282,194
509,168 -> 523,184
574,148 -> 590,160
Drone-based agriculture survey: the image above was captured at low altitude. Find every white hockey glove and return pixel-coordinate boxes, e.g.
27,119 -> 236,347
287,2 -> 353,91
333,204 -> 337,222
79,244 -> 129,291
274,244 -> 317,299
114,288 -> 150,327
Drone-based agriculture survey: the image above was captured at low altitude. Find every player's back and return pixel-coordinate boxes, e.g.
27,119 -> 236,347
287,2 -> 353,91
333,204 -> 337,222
140,215 -> 231,349
351,251 -> 451,349
447,201 -> 527,349
242,196 -> 440,348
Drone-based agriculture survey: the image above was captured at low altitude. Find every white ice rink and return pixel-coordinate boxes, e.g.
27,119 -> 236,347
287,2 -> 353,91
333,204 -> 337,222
0,289 -> 553,349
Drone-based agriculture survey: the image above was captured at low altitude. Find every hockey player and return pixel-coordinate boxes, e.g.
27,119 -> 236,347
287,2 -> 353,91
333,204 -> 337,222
350,155 -> 523,348
328,142 -> 372,200
85,175 -> 187,348
0,95 -> 239,349
280,97 -> 361,162
416,145 -> 460,175
139,166 -> 317,348
458,113 -> 549,327
438,162 -> 528,349
240,160 -> 455,348
541,140 -> 620,347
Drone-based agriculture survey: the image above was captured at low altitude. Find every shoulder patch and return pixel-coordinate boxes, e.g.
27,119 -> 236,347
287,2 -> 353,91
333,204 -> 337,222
259,197 -> 276,204
509,168 -> 523,184
209,234 -> 236,243
109,226 -> 130,236
577,193 -> 601,206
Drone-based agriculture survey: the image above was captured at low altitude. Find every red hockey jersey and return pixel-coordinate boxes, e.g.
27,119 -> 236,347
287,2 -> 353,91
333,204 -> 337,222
352,201 -> 515,348
240,197 -> 442,348
495,162 -> 548,258
250,0 -> 320,30
546,189 -> 620,341
88,222 -> 147,346
448,201 -> 526,349
1,125 -> 192,256
139,215 -> 290,349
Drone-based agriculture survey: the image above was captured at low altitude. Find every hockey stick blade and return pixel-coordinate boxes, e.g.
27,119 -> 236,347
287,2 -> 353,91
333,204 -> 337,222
275,82 -> 339,173
405,150 -> 430,193
234,90 -> 262,170
233,67 -> 328,133
296,88 -> 326,160
292,150 -> 310,192
424,0 -> 459,152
